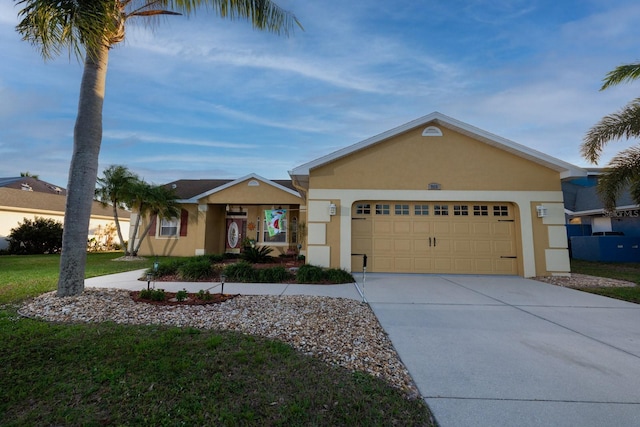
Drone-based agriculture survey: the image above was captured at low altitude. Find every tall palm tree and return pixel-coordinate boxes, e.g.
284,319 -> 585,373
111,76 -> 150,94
15,0 -> 300,296
582,62 -> 640,210
131,184 -> 181,256
96,165 -> 139,254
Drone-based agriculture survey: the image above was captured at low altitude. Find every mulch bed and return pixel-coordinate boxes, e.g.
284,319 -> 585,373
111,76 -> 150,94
130,291 -> 239,306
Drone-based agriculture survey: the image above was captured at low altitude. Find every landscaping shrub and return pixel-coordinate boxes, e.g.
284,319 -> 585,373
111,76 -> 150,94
258,266 -> 293,283
206,253 -> 225,263
150,258 -> 183,277
241,246 -> 274,263
325,268 -> 355,284
177,258 -> 213,281
223,261 -> 258,283
296,264 -> 326,283
7,217 -> 63,255
139,288 -> 166,301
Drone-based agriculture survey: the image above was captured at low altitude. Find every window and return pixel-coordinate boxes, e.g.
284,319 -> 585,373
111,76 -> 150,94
159,217 -> 178,236
415,204 -> 429,215
493,205 -> 509,216
356,203 -> 371,215
473,205 -> 488,216
395,204 -> 409,215
454,205 -> 469,216
375,204 -> 390,215
434,205 -> 449,216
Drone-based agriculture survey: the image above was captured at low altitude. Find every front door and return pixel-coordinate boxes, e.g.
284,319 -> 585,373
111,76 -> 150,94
226,218 -> 247,251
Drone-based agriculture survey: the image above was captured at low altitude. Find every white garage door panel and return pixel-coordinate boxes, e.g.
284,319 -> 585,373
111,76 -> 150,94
351,202 -> 518,275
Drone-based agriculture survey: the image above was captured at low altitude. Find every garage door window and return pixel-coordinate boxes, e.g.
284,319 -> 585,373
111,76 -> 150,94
356,204 -> 371,215
395,204 -> 409,215
415,205 -> 429,215
375,204 -> 390,215
434,205 -> 449,216
454,205 -> 469,216
493,205 -> 509,216
474,205 -> 488,216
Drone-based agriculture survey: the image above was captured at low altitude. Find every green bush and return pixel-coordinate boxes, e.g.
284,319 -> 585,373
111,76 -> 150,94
295,264 -> 326,283
258,266 -> 292,283
7,217 -> 63,255
325,268 -> 355,284
241,246 -> 274,263
197,289 -> 213,301
223,261 -> 258,283
151,258 -> 184,277
176,289 -> 188,302
178,258 -> 213,281
139,288 -> 166,301
206,253 -> 225,263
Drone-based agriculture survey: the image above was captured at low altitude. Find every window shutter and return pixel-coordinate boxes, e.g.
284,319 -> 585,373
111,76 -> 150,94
148,214 -> 157,236
179,209 -> 188,236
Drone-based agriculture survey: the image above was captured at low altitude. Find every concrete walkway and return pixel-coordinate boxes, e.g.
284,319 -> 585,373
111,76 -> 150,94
86,271 -> 640,426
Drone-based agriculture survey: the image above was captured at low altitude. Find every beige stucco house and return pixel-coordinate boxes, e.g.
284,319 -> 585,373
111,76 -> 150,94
133,174 -> 303,257
137,112 -> 585,277
0,177 -> 130,251
290,112 -> 585,277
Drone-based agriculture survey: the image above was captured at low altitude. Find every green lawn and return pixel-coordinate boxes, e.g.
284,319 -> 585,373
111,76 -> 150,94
571,259 -> 640,303
0,253 -> 434,426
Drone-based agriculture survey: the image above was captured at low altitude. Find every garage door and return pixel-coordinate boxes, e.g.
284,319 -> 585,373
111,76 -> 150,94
351,202 -> 519,275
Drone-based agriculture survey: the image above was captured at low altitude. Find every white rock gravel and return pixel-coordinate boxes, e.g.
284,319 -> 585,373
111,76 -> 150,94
19,289 -> 420,399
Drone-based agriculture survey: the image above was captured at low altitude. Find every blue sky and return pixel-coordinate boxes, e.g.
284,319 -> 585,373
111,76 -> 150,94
1,0 -> 639,188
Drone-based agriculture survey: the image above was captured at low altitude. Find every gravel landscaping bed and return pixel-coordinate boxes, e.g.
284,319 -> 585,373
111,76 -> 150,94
19,289 -> 420,399
534,273 -> 637,288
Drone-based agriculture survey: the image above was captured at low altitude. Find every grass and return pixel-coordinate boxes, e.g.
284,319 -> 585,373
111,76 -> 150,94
0,252 -> 154,304
571,259 -> 640,303
0,253 -> 434,426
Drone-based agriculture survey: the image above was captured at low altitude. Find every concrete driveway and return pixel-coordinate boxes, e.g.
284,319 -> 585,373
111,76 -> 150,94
360,273 -> 640,427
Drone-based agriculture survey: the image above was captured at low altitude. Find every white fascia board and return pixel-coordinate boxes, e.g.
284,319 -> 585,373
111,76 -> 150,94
289,111 -> 587,179
183,173 -> 300,203
569,204 -> 640,216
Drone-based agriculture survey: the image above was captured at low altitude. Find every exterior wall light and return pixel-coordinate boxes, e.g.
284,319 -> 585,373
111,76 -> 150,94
329,203 -> 337,216
536,205 -> 548,218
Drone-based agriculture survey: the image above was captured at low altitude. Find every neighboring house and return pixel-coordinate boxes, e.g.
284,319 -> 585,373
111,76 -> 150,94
290,112 -> 586,278
0,176 -> 130,251
563,169 -> 640,262
133,174 -> 303,257
563,169 -> 640,236
136,112 -> 588,277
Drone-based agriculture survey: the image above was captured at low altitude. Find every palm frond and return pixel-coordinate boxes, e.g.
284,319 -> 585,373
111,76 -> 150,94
597,145 -> 640,210
581,98 -> 640,164
601,63 -> 640,90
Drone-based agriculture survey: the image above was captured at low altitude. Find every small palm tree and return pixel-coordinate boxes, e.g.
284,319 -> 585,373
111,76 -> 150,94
581,62 -> 640,210
96,165 -> 139,254
129,184 -> 181,256
15,0 -> 300,296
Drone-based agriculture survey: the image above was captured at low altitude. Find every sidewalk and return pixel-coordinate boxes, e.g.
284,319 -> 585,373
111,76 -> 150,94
85,269 -> 364,300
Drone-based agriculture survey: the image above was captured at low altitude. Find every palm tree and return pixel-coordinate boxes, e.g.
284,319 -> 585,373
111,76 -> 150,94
96,165 -> 139,255
15,0 -> 300,296
581,62 -> 640,210
130,184 -> 181,256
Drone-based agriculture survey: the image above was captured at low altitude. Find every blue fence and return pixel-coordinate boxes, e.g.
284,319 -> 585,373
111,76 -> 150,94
570,236 -> 640,262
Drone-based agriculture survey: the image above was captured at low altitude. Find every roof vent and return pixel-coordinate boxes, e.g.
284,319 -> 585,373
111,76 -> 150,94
428,182 -> 441,190
171,184 -> 177,189
21,183 -> 32,191
422,126 -> 443,137
248,180 -> 260,187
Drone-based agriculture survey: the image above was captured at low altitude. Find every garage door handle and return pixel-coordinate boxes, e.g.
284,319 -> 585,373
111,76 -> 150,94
433,237 -> 437,247
429,237 -> 432,247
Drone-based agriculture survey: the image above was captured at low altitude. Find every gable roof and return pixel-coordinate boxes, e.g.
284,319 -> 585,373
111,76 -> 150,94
0,177 -> 67,195
563,169 -> 639,215
289,112 -> 586,186
0,187 -> 130,219
166,174 -> 300,203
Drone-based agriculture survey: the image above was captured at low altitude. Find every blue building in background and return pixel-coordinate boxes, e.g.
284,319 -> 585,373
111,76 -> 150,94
563,169 -> 640,262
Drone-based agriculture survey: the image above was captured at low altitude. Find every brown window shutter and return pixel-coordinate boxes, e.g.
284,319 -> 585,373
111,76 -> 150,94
148,214 -> 157,236
179,209 -> 188,236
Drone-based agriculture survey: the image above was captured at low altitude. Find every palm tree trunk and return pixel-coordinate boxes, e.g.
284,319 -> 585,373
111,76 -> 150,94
57,45 -> 109,297
111,204 -> 128,254
133,219 -> 155,256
